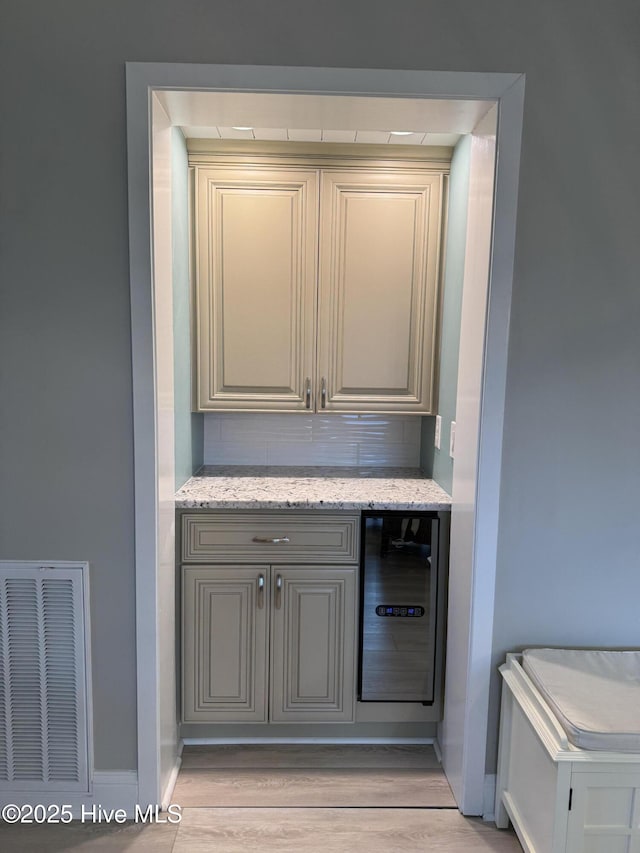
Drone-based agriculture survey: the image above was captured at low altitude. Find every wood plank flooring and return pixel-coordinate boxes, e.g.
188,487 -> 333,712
0,808 -> 522,853
180,743 -> 442,769
174,744 -> 456,807
173,766 -> 455,807
173,807 -> 523,853
0,821 -> 179,852
0,746 -> 523,852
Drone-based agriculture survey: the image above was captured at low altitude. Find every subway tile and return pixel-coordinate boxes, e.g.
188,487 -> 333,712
203,425 -> 221,461
357,444 -> 419,467
402,417 -> 422,446
218,414 -> 313,443
313,415 -> 406,443
204,441 -> 268,465
203,413 -> 422,468
267,442 -> 358,467
203,416 -> 221,442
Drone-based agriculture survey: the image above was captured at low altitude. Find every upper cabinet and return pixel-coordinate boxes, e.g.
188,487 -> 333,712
195,167 -> 318,411
192,146 -> 447,415
318,170 -> 443,413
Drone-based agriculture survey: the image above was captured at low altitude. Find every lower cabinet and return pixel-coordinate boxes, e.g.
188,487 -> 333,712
182,566 -> 269,723
182,564 -> 357,724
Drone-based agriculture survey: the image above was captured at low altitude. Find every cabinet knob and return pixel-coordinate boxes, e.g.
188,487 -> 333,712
321,376 -> 327,409
305,378 -> 311,409
275,574 -> 283,608
257,573 -> 265,609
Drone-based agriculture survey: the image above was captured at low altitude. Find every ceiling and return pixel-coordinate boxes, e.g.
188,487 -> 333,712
157,90 -> 496,148
178,127 -> 461,146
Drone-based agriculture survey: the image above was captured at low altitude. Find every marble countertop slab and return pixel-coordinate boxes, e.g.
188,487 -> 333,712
175,466 -> 452,510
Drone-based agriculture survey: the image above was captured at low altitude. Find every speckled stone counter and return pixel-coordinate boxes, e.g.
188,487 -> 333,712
175,466 -> 452,511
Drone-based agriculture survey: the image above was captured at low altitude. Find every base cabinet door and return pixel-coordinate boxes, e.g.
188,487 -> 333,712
183,564 -> 357,724
270,567 -> 357,722
182,566 -> 269,722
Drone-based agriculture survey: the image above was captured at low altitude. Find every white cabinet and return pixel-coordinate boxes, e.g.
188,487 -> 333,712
192,149 -> 446,414
195,167 -> 318,411
180,512 -> 359,724
496,654 -> 640,853
318,169 -> 443,413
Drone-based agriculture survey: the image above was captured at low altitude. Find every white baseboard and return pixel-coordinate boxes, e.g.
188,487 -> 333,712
433,738 -> 443,763
160,756 -> 182,811
182,736 -> 436,745
92,771 -> 139,815
483,773 -> 496,822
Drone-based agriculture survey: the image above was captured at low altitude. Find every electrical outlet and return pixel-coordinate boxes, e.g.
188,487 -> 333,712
449,421 -> 456,458
434,415 -> 442,450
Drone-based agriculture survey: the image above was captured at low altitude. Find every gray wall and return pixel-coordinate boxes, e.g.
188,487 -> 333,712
422,135 -> 472,492
172,128 -> 203,488
1,0 -> 638,775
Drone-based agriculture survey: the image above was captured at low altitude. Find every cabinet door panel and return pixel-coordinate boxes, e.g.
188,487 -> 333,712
318,170 -> 443,413
567,770 -> 640,853
270,567 -> 356,722
196,167 -> 317,411
337,194 -> 416,390
182,566 -> 269,722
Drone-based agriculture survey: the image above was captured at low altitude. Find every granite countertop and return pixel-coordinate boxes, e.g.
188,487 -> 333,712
175,466 -> 452,511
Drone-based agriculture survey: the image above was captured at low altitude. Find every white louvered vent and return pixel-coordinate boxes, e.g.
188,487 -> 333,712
0,563 -> 90,792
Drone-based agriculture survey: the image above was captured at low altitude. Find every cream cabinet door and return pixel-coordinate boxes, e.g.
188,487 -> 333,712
182,566 -> 269,722
195,167 -> 318,411
270,567 -> 357,722
317,170 -> 443,413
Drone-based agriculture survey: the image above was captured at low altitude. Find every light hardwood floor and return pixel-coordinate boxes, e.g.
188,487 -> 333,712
174,744 -> 456,808
0,807 -> 523,853
175,807 -> 523,852
0,746 -> 523,852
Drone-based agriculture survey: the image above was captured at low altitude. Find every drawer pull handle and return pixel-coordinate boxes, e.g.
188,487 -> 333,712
257,574 -> 265,609
275,574 -> 283,608
252,536 -> 290,544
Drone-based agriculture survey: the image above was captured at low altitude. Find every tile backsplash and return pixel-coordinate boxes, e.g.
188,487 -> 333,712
203,413 -> 422,467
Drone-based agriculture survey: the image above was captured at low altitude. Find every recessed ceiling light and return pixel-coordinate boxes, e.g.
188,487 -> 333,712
232,126 -> 253,131
390,131 -> 414,136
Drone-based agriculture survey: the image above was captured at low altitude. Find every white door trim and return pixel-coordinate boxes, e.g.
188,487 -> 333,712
125,63 -> 525,810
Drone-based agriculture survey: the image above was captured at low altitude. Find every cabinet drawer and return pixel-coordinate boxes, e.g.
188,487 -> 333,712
181,512 -> 359,564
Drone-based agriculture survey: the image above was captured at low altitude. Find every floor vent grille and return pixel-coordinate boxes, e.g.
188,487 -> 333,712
0,563 -> 90,792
